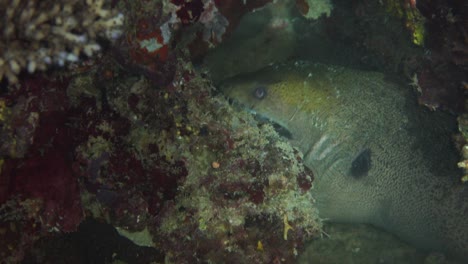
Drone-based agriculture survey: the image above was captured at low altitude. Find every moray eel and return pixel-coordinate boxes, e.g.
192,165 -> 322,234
221,62 -> 468,260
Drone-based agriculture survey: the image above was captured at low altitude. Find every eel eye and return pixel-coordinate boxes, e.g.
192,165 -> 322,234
253,87 -> 267,100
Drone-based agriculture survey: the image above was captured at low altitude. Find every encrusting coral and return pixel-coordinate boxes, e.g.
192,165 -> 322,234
0,0 -> 123,83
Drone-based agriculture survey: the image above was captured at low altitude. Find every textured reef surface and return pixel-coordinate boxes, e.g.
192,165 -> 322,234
0,0 -> 467,263
0,1 -> 325,263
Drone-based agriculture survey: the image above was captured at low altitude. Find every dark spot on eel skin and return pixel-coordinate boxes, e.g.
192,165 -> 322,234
350,148 -> 371,178
253,86 -> 267,100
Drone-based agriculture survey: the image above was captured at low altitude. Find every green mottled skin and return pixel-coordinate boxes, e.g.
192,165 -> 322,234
222,62 -> 468,260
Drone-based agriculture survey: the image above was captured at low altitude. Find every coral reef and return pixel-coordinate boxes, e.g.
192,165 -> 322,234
114,0 -> 271,85
67,57 -> 321,262
148,73 -> 321,262
1,0 -> 465,262
0,1 -> 323,262
403,0 -> 467,178
180,0 -> 274,60
0,62 -> 320,262
0,0 -> 124,83
384,0 -> 426,46
0,76 -> 83,262
412,0 -> 467,113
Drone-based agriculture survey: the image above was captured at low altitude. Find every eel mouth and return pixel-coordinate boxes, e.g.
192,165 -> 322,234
227,97 -> 293,139
255,115 -> 293,139
250,110 -> 293,140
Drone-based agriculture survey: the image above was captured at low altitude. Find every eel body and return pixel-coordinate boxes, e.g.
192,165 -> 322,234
221,62 -> 468,260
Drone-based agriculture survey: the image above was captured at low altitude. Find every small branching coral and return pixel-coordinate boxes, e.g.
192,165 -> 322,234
0,0 -> 124,83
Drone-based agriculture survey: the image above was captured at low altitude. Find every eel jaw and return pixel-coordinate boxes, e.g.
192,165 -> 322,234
253,113 -> 293,140
226,96 -> 293,139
